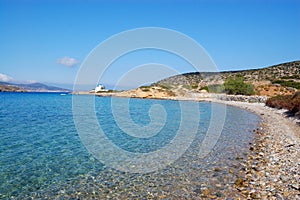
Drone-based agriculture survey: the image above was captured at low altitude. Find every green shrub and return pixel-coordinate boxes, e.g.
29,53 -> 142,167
182,85 -> 192,90
281,75 -> 300,79
191,84 -> 198,89
271,80 -> 300,89
224,77 -> 255,95
200,86 -> 209,91
158,84 -> 173,90
139,85 -> 151,92
141,88 -> 150,92
207,84 -> 225,93
139,85 -> 151,89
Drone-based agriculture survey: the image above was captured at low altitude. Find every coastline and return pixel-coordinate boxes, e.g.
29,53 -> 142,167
100,92 -> 300,198
210,100 -> 300,198
2,92 -> 299,198
73,91 -> 300,198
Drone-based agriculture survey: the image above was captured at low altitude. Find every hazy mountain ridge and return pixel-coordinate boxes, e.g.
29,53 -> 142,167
0,82 -> 71,92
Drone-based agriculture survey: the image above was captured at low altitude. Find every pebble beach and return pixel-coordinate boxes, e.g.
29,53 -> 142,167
75,89 -> 300,199
74,91 -> 300,199
213,100 -> 300,199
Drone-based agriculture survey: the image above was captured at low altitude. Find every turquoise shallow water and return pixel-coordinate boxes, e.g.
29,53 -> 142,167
0,93 -> 260,199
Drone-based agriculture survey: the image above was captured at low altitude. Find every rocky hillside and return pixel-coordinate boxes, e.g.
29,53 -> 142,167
0,84 -> 26,92
154,61 -> 300,96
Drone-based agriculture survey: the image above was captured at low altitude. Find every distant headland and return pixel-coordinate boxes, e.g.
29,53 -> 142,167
0,82 -> 71,93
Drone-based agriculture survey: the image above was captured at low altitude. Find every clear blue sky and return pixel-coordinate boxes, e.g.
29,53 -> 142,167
0,0 -> 299,89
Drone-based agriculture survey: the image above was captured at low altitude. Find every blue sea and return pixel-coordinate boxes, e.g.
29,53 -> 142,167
0,92 -> 260,199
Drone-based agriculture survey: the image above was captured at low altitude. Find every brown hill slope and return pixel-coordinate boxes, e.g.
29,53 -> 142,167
0,84 -> 26,92
154,60 -> 300,96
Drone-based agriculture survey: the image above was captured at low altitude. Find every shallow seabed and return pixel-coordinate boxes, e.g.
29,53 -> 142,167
0,93 -> 260,199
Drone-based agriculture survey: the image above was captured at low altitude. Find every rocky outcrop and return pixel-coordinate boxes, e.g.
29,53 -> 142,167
218,95 -> 268,103
95,86 -> 176,100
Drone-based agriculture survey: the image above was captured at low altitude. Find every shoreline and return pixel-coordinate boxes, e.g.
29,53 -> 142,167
211,100 -> 300,198
78,91 -> 300,198
2,92 -> 299,198
91,92 -> 300,198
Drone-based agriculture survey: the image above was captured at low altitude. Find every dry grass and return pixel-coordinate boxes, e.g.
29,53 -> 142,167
266,92 -> 300,117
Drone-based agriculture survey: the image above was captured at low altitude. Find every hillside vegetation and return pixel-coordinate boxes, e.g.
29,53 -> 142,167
154,61 -> 300,96
224,77 -> 255,95
266,92 -> 300,117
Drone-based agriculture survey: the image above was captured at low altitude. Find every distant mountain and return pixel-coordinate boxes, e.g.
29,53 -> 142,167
15,82 -> 71,92
0,81 -> 71,92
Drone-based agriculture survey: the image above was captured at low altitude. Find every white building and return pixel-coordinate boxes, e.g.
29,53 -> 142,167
95,84 -> 105,93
